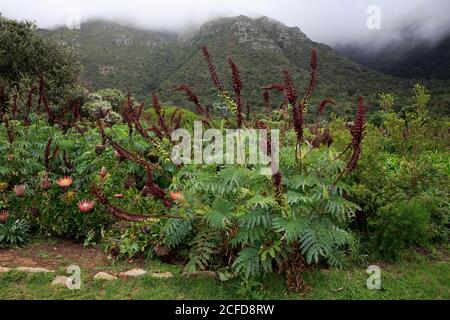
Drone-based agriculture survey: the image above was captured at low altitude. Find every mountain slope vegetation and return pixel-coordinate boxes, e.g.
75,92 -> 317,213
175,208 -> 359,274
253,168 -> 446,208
44,16 -> 413,115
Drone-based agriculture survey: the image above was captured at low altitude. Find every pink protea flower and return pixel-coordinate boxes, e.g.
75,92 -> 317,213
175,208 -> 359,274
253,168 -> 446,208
77,199 -> 95,213
0,210 -> 9,223
57,176 -> 73,189
169,192 -> 184,201
14,185 -> 26,197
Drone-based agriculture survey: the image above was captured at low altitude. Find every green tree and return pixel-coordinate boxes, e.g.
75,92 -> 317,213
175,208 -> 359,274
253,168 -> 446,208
0,17 -> 82,104
378,92 -> 395,113
413,84 -> 430,118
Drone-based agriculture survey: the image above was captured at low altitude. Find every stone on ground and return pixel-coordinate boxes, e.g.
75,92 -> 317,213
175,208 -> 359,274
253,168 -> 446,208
52,276 -> 70,287
119,268 -> 147,278
94,272 -> 117,281
151,272 -> 173,279
17,267 -> 54,273
0,266 -> 11,273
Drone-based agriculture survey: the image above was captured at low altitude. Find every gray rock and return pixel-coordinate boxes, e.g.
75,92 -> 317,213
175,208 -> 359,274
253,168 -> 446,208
52,276 -> 70,287
17,267 -> 54,273
119,268 -> 147,278
0,266 -> 11,273
94,272 -> 117,281
151,272 -> 174,279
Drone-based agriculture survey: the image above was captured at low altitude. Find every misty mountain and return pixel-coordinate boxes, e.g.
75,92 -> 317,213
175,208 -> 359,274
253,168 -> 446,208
335,34 -> 450,81
43,16 -> 410,113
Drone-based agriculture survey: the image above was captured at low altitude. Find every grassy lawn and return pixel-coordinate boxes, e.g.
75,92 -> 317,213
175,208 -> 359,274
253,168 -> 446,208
0,247 -> 448,300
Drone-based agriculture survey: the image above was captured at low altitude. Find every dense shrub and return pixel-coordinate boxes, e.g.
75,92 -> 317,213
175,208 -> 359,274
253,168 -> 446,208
370,200 -> 431,259
0,218 -> 30,247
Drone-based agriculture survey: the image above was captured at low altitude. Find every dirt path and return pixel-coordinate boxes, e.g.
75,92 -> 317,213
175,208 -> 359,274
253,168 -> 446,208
0,239 -> 112,273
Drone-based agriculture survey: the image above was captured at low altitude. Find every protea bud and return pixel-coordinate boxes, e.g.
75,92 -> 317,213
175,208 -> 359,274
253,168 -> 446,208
40,173 -> 52,191
14,185 -> 26,197
7,154 -> 14,162
0,210 -> 9,223
114,150 -> 125,160
99,167 -> 107,179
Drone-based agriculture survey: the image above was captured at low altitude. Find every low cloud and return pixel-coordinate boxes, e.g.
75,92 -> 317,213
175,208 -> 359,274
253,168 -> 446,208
1,0 -> 450,47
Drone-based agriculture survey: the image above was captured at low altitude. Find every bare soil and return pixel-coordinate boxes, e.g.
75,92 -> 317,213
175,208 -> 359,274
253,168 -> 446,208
0,239 -> 112,273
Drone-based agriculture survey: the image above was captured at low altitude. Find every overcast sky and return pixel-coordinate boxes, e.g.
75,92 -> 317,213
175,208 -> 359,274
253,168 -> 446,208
2,0 -> 450,45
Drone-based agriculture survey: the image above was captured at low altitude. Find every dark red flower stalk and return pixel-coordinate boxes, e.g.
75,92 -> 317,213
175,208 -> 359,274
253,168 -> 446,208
263,91 -> 271,119
134,117 -> 158,144
111,138 -> 160,172
173,110 -> 183,130
261,83 -> 289,104
3,116 -> 14,145
152,93 -> 170,136
228,57 -> 244,128
148,123 -> 164,140
303,49 -> 317,104
136,102 -> 144,121
228,58 -> 243,128
127,92 -> 133,111
97,120 -> 160,172
26,87 -> 36,116
174,85 -> 204,114
272,172 -> 284,203
202,46 -> 225,94
317,99 -> 335,117
62,150 -> 73,170
346,97 -> 367,173
292,102 -> 304,144
228,58 -> 243,95
143,168 -> 172,208
282,70 -> 297,106
91,182 -> 178,221
38,76 -> 56,124
174,84 -> 211,126
72,98 -> 81,122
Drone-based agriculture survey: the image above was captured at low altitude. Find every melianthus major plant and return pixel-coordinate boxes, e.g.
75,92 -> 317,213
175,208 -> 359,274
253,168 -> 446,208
154,47 -> 367,288
0,44 -> 368,290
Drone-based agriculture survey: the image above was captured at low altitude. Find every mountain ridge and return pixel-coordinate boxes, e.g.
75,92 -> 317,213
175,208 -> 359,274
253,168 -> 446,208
43,15 -> 410,114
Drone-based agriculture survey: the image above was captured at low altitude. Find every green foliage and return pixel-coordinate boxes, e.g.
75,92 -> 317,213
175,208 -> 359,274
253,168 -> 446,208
0,218 -> 30,247
82,93 -> 123,124
378,92 -> 395,112
163,143 -> 359,279
413,84 -> 430,118
41,18 -> 416,113
101,221 -> 160,259
370,200 -> 431,260
0,18 -> 82,104
95,88 -> 126,111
